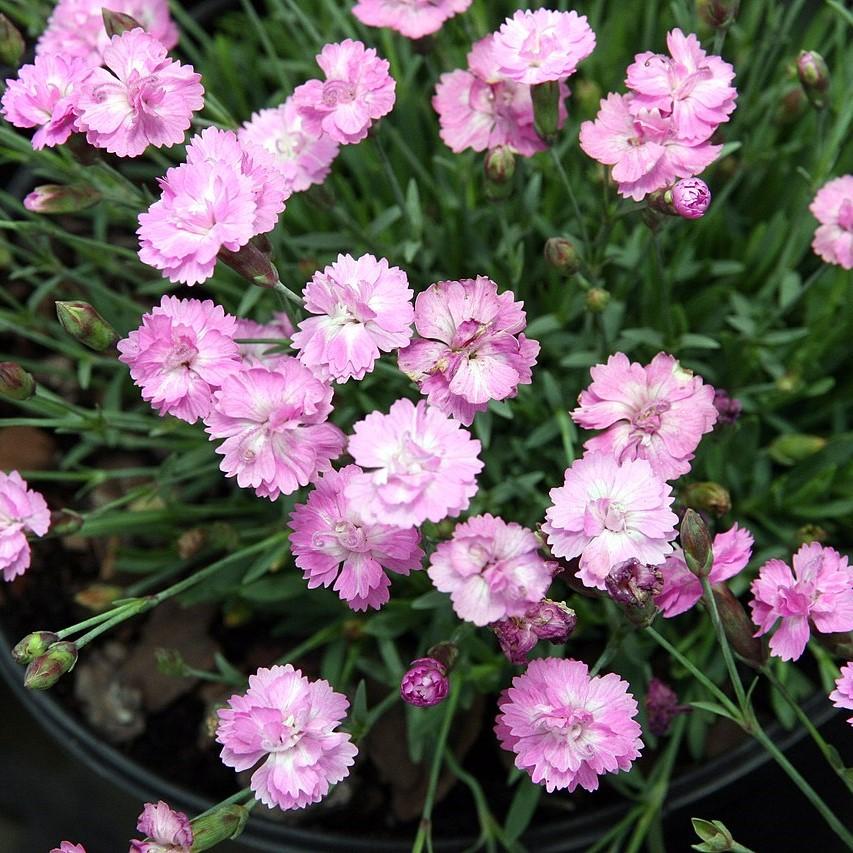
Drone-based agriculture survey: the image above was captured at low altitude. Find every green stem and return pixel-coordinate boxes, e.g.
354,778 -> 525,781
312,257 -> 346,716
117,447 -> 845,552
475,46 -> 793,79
191,787 -> 254,823
272,280 -> 304,307
549,147 -> 589,248
650,231 -> 673,342
701,577 -> 749,715
373,131 -> 411,228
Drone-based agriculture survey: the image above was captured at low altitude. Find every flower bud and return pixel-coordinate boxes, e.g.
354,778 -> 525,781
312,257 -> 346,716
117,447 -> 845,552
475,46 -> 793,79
671,178 -> 711,219
711,583 -> 767,669
425,640 -> 458,672
102,7 -> 142,38
794,524 -> 828,545
712,388 -> 742,425
768,433 -> 826,465
400,657 -> 449,707
190,804 -> 250,850
12,631 -> 60,664
218,241 -> 280,288
645,677 -> 690,736
544,237 -> 580,275
532,80 -> 561,144
484,145 -> 516,185
0,13 -> 25,68
775,87 -> 806,125
24,183 -> 101,215
56,301 -> 118,351
24,640 -> 78,690
585,287 -> 610,313
696,0 -> 739,29
797,51 -> 829,109
155,647 -> 188,678
681,509 -> 713,578
50,508 -> 84,535
0,361 -> 35,400
682,482 -> 731,517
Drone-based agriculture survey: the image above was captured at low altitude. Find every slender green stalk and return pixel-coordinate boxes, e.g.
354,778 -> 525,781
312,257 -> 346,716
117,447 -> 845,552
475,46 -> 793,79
373,131 -> 411,228
701,577 -> 749,715
549,147 -> 589,247
191,787 -> 255,823
273,280 -> 304,307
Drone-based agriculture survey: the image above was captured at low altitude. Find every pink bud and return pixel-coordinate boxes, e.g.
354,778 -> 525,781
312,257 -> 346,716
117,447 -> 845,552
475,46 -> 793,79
24,184 -> 101,215
671,178 -> 711,219
645,677 -> 690,736
400,657 -> 449,707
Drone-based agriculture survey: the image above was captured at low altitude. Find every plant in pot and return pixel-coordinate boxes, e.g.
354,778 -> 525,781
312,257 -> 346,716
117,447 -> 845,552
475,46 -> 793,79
0,0 -> 852,851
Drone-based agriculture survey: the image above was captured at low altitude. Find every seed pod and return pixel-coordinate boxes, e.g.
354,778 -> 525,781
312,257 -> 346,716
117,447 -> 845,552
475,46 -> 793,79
24,641 -> 79,690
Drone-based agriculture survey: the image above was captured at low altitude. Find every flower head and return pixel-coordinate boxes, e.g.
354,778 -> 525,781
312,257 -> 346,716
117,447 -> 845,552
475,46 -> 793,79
0,471 -> 50,582
345,398 -> 483,527
353,0 -> 472,40
605,559 -> 663,607
428,514 -> 554,626
51,844 -> 86,853
671,177 -> 711,218
749,543 -> 853,661
205,360 -> 345,501
235,313 -> 294,367
291,253 -> 414,382
829,662 -> 853,727
117,295 -> 241,424
495,658 -> 642,792
713,387 -> 742,425
216,664 -> 358,810
809,175 -> 853,270
290,465 -> 424,611
644,677 -> 689,737
571,352 -> 718,480
129,801 -> 192,853
400,657 -> 449,707
492,599 -> 576,665
543,452 -> 678,590
293,39 -> 396,145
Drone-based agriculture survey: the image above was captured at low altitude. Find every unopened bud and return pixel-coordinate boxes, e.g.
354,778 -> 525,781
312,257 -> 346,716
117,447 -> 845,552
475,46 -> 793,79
696,0 -> 739,29
585,287 -> 610,313
671,178 -> 711,219
682,482 -> 731,517
774,371 -> 801,394
155,647 -> 188,677
544,237 -> 580,274
218,241 -> 280,288
711,584 -> 767,669
681,509 -> 713,578
484,145 -> 516,185
0,13 -> 25,68
425,641 -> 458,672
797,51 -> 829,109
24,640 -> 78,689
768,433 -> 826,465
190,804 -> 251,850
102,8 -> 141,38
50,508 -> 84,535
645,677 -> 690,736
12,631 -> 59,664
712,388 -> 742,425
0,361 -> 35,400
400,657 -> 449,707
56,301 -> 118,351
24,184 -> 101,215
691,817 -> 739,852
574,78 -> 602,117
794,524 -> 828,545
776,88 -> 806,125
532,80 -> 560,144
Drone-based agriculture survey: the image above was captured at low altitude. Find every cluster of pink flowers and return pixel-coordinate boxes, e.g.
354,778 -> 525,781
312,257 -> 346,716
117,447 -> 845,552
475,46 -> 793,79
580,29 -> 736,200
129,801 -> 193,852
353,0 -> 472,40
0,471 -> 51,582
809,175 -> 852,270
830,663 -> 853,727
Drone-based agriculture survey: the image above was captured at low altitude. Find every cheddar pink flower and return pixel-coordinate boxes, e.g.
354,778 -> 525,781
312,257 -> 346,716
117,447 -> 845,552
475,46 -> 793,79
353,0 -> 472,40
129,801 -> 192,853
0,471 -> 50,582
829,663 -> 853,727
809,175 -> 853,270
51,844 -> 86,853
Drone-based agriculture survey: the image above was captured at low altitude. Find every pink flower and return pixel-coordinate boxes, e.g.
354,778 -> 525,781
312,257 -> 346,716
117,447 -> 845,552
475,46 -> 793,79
345,398 -> 483,527
291,253 -> 414,382
543,452 -> 678,591
353,0 -> 472,40
1,54 -> 91,149
129,801 -> 192,852
492,9 -> 596,86
398,276 -> 539,425
400,657 -> 449,707
216,664 -> 358,810
656,523 -> 754,617
579,93 -> 722,201
428,514 -> 554,626
235,313 -> 294,367
0,471 -> 50,582
495,658 -> 642,792
293,39 -> 396,145
117,295 -> 241,424
290,465 -> 424,611
829,662 -> 853,727
75,29 -> 203,158
36,0 -> 178,67
51,845 -> 86,853
809,175 -> 853,270
571,352 -> 718,480
238,99 -> 340,194
626,29 -> 736,142
492,600 -> 577,664
204,360 -> 345,501
749,543 -> 853,662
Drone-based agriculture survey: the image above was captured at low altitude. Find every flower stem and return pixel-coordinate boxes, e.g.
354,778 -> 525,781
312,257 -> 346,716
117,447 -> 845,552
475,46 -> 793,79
272,280 -> 304,307
549,147 -> 589,247
373,130 -> 411,228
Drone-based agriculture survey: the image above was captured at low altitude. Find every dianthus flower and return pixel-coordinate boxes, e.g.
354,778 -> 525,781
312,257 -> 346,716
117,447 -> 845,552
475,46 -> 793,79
495,658 -> 642,792
829,662 -> 853,727
398,277 -> 539,425
626,29 -> 736,142
36,0 -> 178,67
353,0 -> 472,40
809,175 -> 853,270
345,398 -> 483,527
291,253 -> 414,382
1,54 -> 91,149
749,543 -> 853,661
290,465 -> 424,611
543,452 -> 678,591
656,523 -> 753,617
129,801 -> 192,853
492,9 -> 595,86
400,657 -> 449,707
428,514 -> 554,626
293,39 -> 396,145
216,664 -> 358,810
235,313 -> 294,367
117,295 -> 241,424
205,360 -> 345,501
238,98 -> 340,194
571,352 -> 718,480
0,471 -> 51,582
74,29 -> 203,158
51,844 -> 86,853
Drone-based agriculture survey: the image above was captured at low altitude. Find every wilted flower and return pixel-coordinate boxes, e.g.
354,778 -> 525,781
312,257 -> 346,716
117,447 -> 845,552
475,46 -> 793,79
645,677 -> 690,736
712,388 -> 742,425
492,599 -> 576,664
809,175 -> 852,270
829,662 -> 853,727
129,801 -> 193,852
353,0 -> 472,40
400,657 -> 449,707
0,471 -> 51,582
606,559 -> 663,607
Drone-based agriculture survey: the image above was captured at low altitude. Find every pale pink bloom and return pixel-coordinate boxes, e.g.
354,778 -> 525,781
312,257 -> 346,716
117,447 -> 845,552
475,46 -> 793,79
543,452 -> 678,591
428,514 -> 554,626
75,29 -> 203,158
293,39 -> 396,145
239,99 -> 340,194
398,276 -> 539,425
51,844 -> 86,853
1,54 -> 90,149
117,295 -> 241,424
353,0 -> 472,40
216,664 -> 358,810
571,352 -> 718,481
749,543 -> 853,662
492,9 -> 596,86
290,465 -> 424,611
809,175 -> 853,270
204,360 -> 345,501
626,29 -> 736,141
292,253 -> 414,382
656,523 -> 754,617
829,662 -> 853,726
235,313 -> 294,367
495,658 -> 642,792
579,93 -> 721,201
36,0 -> 178,67
345,398 -> 483,527
129,801 -> 192,853
0,471 -> 50,582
